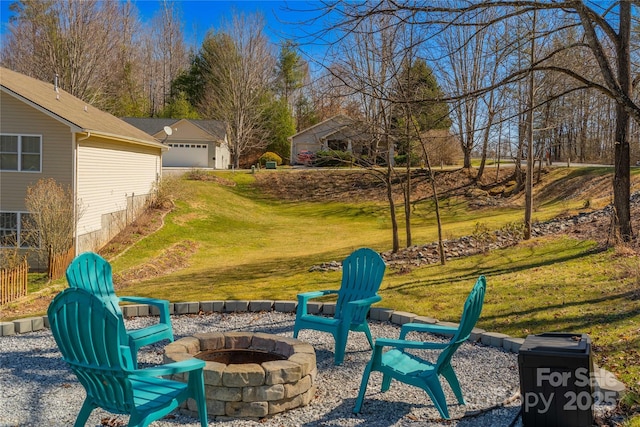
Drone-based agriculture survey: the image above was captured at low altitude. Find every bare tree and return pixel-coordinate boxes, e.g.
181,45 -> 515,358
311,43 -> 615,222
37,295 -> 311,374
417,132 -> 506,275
150,0 -> 189,113
102,1 -> 149,117
436,8 -> 501,173
0,0 -> 186,117
524,9 -> 538,240
316,9 -> 453,255
319,0 -> 640,243
325,12 -> 409,252
24,178 -> 80,266
1,0 -> 121,107
197,13 -> 275,168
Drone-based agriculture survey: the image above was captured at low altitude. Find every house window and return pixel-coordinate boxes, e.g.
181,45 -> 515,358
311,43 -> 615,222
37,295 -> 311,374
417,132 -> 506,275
0,134 -> 41,172
327,139 -> 347,151
0,212 -> 38,248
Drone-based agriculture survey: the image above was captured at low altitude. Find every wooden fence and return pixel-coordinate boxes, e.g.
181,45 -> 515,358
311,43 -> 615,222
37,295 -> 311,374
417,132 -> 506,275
48,245 -> 75,280
0,258 -> 28,305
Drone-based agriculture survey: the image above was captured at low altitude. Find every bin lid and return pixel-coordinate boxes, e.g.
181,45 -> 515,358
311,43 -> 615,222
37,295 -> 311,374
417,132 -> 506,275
520,332 -> 590,354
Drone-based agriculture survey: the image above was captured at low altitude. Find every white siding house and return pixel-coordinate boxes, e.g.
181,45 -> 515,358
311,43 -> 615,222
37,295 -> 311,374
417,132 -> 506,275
122,118 -> 231,170
0,67 -> 166,267
288,115 -> 372,165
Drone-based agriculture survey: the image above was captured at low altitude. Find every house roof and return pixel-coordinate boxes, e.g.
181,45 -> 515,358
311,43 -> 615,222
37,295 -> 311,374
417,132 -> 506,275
0,67 -> 164,149
290,114 -> 370,142
122,117 -> 227,141
191,119 -> 226,141
289,114 -> 355,140
120,117 -> 177,136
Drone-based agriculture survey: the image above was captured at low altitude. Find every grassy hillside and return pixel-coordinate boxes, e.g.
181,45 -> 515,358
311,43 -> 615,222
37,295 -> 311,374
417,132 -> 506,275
2,166 -> 639,419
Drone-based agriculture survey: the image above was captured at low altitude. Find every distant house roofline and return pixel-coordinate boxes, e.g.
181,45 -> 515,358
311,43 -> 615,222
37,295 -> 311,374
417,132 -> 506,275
288,114 -> 355,140
121,117 -> 227,141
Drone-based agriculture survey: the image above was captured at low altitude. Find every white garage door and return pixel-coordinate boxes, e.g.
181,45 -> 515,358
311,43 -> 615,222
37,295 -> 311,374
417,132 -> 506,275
164,143 -> 208,167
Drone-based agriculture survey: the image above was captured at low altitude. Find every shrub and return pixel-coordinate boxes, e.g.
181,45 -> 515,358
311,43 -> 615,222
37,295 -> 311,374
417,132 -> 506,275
471,222 -> 496,254
259,152 -> 283,166
394,153 -> 422,167
25,178 -> 78,264
149,175 -> 182,209
500,221 -> 526,241
0,246 -> 24,270
184,168 -> 209,181
314,150 -> 354,167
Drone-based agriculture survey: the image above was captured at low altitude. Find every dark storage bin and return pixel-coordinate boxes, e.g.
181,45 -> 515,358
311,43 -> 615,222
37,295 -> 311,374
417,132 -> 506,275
518,333 -> 594,427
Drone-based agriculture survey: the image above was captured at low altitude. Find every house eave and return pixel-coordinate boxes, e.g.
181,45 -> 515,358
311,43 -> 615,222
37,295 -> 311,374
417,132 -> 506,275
76,130 -> 168,151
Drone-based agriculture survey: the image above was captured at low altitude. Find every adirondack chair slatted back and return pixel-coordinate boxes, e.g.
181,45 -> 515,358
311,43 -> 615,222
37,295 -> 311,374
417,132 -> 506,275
66,252 -> 119,306
48,288 -> 135,415
435,275 -> 486,375
335,248 -> 386,323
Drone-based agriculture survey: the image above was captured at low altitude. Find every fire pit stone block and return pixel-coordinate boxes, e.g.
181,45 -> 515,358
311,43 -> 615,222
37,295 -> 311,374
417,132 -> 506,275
166,331 -> 317,419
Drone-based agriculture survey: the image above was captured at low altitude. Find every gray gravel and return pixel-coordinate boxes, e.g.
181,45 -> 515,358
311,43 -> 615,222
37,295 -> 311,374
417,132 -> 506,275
0,312 -> 524,427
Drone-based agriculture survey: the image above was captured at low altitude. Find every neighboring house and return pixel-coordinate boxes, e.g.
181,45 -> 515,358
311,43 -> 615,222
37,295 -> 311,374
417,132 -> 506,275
122,117 -> 231,170
0,67 -> 166,266
289,115 -> 372,165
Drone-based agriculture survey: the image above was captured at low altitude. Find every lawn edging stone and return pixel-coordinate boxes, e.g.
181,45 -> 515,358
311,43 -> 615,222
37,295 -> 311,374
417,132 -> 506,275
274,301 -> 297,312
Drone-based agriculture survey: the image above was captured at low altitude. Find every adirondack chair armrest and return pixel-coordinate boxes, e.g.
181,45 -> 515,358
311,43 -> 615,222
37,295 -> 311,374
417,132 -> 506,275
298,290 -> 339,302
297,290 -> 339,316
399,322 -> 459,340
135,359 -> 206,377
374,337 -> 449,350
343,295 -> 382,318
346,294 -> 382,308
119,296 -> 170,323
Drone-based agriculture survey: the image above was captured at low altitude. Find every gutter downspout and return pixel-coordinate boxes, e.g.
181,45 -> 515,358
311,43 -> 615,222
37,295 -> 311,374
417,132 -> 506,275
76,132 -> 91,142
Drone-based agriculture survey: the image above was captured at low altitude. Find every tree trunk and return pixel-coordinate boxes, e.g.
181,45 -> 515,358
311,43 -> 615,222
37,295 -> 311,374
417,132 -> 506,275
524,10 -> 536,241
387,163 -> 400,253
404,112 -> 412,248
613,1 -> 632,242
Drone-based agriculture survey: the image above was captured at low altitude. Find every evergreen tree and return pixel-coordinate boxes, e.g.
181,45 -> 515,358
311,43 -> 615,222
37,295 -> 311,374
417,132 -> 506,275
392,59 -> 451,156
263,96 -> 295,161
159,91 -> 200,119
275,40 -> 306,108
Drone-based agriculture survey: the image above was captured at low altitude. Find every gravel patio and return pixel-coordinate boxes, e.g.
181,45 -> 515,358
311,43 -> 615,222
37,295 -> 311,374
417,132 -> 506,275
0,307 -> 531,427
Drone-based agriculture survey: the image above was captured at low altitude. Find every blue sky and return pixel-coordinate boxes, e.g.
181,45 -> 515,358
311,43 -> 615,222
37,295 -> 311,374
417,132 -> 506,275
0,0 -> 326,51
134,0 -> 320,47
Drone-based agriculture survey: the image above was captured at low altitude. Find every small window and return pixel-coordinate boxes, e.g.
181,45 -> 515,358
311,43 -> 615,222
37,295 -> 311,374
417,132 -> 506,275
0,212 -> 39,248
0,135 -> 18,170
0,212 -> 18,246
0,134 -> 41,172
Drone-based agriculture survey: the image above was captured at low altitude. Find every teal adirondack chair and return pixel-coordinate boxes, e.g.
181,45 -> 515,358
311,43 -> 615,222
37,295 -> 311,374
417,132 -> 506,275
48,287 -> 208,427
66,252 -> 173,364
353,276 -> 487,420
293,248 -> 386,365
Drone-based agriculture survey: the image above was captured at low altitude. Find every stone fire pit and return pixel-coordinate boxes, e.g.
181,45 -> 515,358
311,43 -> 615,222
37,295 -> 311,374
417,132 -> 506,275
164,331 -> 317,419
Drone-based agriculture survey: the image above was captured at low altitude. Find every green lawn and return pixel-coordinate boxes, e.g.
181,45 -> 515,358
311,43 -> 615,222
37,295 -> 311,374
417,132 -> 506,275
112,170 -> 638,405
